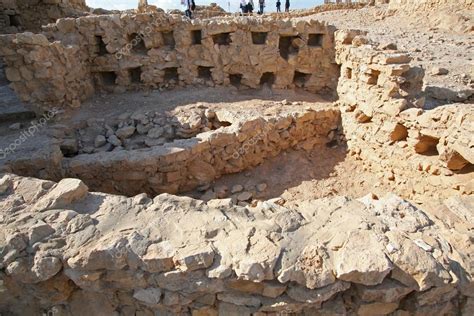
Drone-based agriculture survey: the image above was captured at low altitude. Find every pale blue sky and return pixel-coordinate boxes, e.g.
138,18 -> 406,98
86,0 -> 325,13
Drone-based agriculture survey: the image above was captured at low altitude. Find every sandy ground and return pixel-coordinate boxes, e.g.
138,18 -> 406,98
184,143 -> 380,202
183,140 -> 473,211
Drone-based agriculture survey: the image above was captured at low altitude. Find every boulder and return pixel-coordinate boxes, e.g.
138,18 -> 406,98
334,230 -> 393,286
188,160 -> 216,183
94,135 -> 107,148
34,179 -> 88,211
31,256 -> 62,282
116,126 -> 136,139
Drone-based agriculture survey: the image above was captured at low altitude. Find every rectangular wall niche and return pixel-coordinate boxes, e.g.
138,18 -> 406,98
100,72 -> 117,86
279,36 -> 300,60
293,71 -> 311,88
128,33 -> 147,55
129,67 -> 142,84
8,14 -> 21,27
95,36 -> 108,56
308,34 -> 324,47
260,72 -> 275,86
163,67 -> 179,81
252,32 -> 268,45
162,31 -> 175,48
367,69 -> 381,85
229,74 -> 242,87
213,33 -> 232,46
191,30 -> 202,45
345,67 -> 353,79
198,66 -> 213,80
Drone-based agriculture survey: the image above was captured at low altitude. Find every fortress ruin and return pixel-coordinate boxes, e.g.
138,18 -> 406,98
0,0 -> 472,315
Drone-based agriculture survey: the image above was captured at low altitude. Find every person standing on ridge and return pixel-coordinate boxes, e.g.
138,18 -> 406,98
247,0 -> 254,14
259,0 -> 265,14
285,0 -> 290,12
182,0 -> 195,19
240,0 -> 247,14
276,0 -> 281,12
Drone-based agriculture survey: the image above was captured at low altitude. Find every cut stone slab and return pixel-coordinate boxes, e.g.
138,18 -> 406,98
334,230 -> 393,286
34,179 -> 89,211
141,241 -> 176,273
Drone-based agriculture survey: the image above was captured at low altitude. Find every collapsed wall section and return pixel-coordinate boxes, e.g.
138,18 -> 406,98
0,0 -> 88,33
0,14 -> 341,110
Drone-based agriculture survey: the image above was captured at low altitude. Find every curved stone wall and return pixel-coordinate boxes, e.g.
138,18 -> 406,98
0,14 -> 340,110
63,108 -> 340,196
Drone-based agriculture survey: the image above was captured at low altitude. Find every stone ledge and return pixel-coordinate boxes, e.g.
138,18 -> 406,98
0,174 -> 472,314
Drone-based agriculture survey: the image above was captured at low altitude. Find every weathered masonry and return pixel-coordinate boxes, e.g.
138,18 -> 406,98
0,14 -> 340,110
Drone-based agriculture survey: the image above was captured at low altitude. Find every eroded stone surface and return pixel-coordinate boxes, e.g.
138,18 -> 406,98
0,1 -> 472,315
0,174 -> 472,314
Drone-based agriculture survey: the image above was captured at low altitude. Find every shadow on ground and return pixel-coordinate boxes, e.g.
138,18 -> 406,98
182,143 -> 349,202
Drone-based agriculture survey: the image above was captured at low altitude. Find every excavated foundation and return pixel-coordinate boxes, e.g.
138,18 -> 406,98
0,8 -> 473,316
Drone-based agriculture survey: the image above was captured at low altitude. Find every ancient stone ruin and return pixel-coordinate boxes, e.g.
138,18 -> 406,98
0,0 -> 472,315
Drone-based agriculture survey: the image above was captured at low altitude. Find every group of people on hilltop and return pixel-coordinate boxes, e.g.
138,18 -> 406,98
240,0 -> 290,14
182,0 -> 290,19
276,0 -> 291,12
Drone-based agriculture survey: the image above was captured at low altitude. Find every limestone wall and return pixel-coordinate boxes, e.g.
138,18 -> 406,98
0,0 -> 17,33
0,14 -> 340,110
0,0 -> 88,33
0,174 -> 472,315
335,28 -> 423,164
62,108 -> 340,196
335,30 -> 423,117
50,14 -> 339,94
0,32 -> 94,111
335,30 -> 473,200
